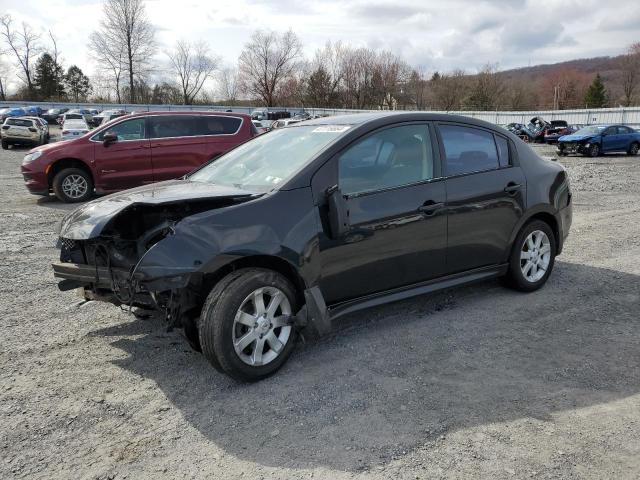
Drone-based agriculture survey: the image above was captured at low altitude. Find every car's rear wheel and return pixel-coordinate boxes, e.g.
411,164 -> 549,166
52,167 -> 94,203
199,268 -> 298,382
628,142 -> 639,156
504,220 -> 556,292
589,143 -> 600,157
1,140 -> 7,150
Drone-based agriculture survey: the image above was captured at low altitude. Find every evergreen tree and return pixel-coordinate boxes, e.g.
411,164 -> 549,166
584,73 -> 607,108
64,65 -> 92,102
34,53 -> 65,100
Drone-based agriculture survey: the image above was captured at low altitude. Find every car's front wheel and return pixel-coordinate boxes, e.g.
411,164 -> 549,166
588,143 -> 600,157
199,268 -> 298,382
504,220 -> 556,292
1,140 -> 8,150
52,167 -> 94,203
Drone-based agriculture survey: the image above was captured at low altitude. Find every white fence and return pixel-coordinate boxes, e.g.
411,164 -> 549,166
2,101 -> 640,127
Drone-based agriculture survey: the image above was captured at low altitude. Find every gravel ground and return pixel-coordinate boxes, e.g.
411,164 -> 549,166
1,131 -> 639,479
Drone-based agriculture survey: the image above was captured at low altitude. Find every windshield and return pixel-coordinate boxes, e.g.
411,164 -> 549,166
574,126 -> 606,135
189,125 -> 350,192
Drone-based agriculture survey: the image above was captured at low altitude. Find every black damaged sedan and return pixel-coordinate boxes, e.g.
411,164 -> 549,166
53,113 -> 572,381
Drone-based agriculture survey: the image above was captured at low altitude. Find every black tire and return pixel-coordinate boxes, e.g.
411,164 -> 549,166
1,140 -> 7,150
504,220 -> 557,292
52,167 -> 94,203
628,142 -> 639,156
199,268 -> 299,382
588,143 -> 600,157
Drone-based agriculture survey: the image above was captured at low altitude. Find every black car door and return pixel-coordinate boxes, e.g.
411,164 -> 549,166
316,123 -> 448,304
437,123 -> 526,274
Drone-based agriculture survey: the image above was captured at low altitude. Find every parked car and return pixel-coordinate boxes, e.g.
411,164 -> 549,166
1,117 -> 47,149
24,116 -> 50,142
51,112 -> 572,381
93,109 -> 127,125
24,105 -> 44,116
0,107 -> 27,122
544,121 -> 573,144
21,111 -> 254,202
59,109 -> 94,126
557,124 -> 640,157
272,118 -> 303,129
61,118 -> 90,141
251,120 -> 269,134
42,108 -> 69,124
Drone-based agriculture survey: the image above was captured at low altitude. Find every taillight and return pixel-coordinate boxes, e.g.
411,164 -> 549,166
62,130 -> 69,135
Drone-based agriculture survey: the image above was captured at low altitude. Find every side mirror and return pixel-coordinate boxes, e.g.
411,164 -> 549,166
327,186 -> 349,239
103,132 -> 117,146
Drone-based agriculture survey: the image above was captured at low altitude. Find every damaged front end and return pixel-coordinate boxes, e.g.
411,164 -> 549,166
52,184 -> 258,328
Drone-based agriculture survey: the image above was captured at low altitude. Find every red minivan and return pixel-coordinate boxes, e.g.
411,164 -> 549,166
20,111 -> 256,202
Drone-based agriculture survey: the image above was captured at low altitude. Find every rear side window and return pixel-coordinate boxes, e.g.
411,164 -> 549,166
199,116 -> 242,135
439,125 -> 500,176
149,115 -> 199,138
7,118 -> 33,127
494,135 -> 510,168
617,126 -> 631,134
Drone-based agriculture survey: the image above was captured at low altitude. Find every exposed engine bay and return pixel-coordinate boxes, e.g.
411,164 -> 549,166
53,196 -> 254,328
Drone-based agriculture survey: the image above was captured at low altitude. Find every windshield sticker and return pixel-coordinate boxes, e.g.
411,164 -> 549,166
312,125 -> 351,133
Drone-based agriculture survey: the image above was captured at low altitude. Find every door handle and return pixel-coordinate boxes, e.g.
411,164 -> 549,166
504,182 -> 522,195
418,201 -> 445,215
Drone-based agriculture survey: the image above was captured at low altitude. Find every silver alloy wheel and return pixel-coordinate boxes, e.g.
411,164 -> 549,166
61,174 -> 88,199
520,230 -> 551,283
232,286 -> 292,366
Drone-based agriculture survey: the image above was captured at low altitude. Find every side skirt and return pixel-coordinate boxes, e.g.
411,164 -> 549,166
300,264 -> 509,334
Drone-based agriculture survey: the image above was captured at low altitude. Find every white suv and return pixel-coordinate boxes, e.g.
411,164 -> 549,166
1,117 -> 47,149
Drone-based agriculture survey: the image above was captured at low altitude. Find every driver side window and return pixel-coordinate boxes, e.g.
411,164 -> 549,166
94,118 -> 146,141
338,124 -> 434,196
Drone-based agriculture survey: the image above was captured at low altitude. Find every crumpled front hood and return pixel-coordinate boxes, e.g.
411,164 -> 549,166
558,134 -> 595,142
58,179 -> 259,240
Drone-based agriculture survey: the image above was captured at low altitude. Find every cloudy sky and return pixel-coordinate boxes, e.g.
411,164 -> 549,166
2,0 -> 640,84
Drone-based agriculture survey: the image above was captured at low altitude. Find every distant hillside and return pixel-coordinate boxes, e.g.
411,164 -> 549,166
498,55 -> 622,81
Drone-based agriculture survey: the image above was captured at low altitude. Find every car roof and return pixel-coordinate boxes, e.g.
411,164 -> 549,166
300,111 -> 503,130
126,110 -> 251,119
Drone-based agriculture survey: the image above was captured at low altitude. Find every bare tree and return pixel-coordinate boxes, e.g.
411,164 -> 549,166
92,0 -> 156,103
430,70 -> 467,111
341,47 -> 377,109
463,64 -> 505,110
405,69 -> 430,110
371,51 -> 410,109
0,15 -> 41,95
167,40 -> 219,104
620,42 -> 640,107
238,29 -> 303,107
217,66 -> 240,104
0,55 -> 9,100
89,32 -> 126,103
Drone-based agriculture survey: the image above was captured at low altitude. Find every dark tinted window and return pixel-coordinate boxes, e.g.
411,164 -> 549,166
439,125 -> 499,176
7,118 -> 33,127
339,124 -> 434,195
199,116 -> 242,135
149,115 -> 199,138
94,118 -> 146,141
494,135 -> 510,168
603,127 -> 617,135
